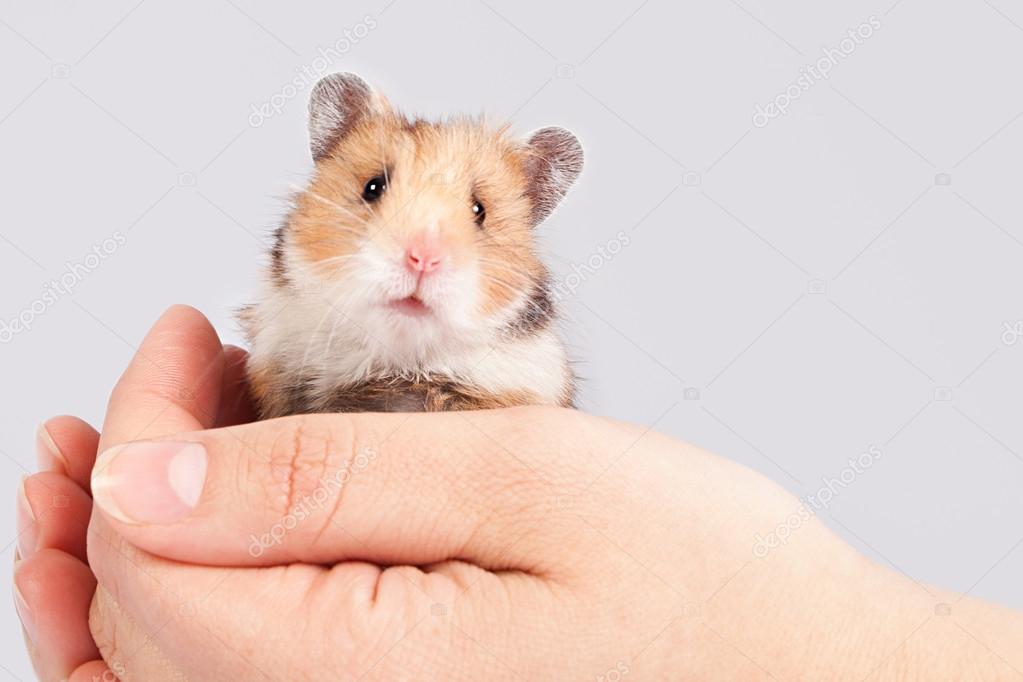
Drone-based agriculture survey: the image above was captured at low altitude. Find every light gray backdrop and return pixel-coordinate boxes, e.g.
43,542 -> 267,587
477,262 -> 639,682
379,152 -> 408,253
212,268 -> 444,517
1,0 -> 1022,677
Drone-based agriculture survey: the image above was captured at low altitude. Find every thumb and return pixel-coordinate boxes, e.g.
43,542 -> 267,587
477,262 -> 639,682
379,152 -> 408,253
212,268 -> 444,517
89,407 -> 613,570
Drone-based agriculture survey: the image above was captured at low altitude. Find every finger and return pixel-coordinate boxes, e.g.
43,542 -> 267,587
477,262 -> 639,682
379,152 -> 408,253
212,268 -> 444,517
87,517 -> 546,680
87,519 -> 304,681
85,304 -> 238,665
215,345 -> 256,427
89,305 -> 228,570
89,406 -> 624,569
98,304 -> 226,454
22,425 -> 100,679
18,472 -> 93,562
36,417 -> 100,492
81,305 -> 257,679
88,504 -> 443,681
15,549 -> 100,682
88,584 -> 187,681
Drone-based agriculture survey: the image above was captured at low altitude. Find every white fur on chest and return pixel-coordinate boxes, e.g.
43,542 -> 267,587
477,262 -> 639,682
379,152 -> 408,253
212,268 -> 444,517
247,285 -> 571,405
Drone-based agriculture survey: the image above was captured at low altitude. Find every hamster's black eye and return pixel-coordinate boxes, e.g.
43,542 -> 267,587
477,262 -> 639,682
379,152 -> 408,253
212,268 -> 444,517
362,176 -> 386,202
471,198 -> 485,226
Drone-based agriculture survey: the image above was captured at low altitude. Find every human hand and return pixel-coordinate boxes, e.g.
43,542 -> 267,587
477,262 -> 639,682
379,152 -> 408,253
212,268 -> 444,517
14,306 -> 253,681
18,306 -> 1023,680
15,414 -> 110,682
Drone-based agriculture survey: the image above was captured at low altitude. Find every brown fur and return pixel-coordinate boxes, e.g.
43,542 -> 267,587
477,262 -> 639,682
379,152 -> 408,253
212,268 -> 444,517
249,365 -> 568,419
312,378 -> 543,413
244,357 -> 293,420
290,111 -> 548,319
246,75 -> 581,420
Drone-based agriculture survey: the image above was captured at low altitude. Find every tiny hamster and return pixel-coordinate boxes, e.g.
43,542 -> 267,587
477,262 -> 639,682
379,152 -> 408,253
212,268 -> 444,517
241,73 -> 584,418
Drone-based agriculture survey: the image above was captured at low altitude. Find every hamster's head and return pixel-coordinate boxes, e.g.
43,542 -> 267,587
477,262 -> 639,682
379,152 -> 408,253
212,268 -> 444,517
278,72 -> 583,367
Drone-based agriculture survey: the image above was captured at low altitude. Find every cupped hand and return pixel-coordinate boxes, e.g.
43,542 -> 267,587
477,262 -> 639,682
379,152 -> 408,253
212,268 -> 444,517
18,306 -> 1023,680
14,306 -> 253,681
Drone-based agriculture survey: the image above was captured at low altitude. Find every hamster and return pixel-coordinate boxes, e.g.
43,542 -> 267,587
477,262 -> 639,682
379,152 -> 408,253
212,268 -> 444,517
241,73 -> 583,419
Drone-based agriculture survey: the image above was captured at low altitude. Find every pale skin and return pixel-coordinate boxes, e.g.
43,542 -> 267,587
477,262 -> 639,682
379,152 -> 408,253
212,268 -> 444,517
13,306 -> 1023,680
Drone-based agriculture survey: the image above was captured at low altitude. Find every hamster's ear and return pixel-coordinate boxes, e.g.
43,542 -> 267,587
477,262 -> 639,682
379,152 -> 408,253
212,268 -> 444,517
308,72 -> 375,161
523,127 -> 584,225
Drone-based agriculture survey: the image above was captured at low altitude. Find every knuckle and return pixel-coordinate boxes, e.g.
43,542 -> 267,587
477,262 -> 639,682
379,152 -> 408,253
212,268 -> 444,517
446,407 -> 585,531
326,566 -> 442,676
246,414 -> 357,518
496,405 -> 596,486
463,406 -> 618,555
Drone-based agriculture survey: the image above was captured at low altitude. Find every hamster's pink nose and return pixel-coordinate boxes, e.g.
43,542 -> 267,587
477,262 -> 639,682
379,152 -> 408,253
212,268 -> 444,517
406,245 -> 443,274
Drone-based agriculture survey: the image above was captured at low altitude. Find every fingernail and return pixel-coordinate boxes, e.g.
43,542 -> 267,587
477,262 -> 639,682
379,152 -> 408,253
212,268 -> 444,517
92,441 -> 207,524
35,422 -> 67,474
13,577 -> 37,645
16,477 -> 38,560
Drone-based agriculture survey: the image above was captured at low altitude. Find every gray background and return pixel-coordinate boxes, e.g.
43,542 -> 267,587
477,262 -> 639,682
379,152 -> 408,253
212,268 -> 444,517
1,0 -> 1022,677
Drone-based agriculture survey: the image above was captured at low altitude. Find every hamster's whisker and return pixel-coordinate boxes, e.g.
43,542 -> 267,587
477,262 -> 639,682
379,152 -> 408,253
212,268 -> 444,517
475,272 -> 526,292
309,253 -> 359,264
362,228 -> 403,251
476,273 -> 534,292
317,225 -> 365,241
304,257 -> 359,273
377,135 -> 390,188
321,304 -> 346,361
476,256 -> 550,284
298,187 -> 372,227
475,268 -> 523,286
290,259 -> 358,282
296,275 -> 354,368
474,258 -> 536,279
358,195 -> 377,217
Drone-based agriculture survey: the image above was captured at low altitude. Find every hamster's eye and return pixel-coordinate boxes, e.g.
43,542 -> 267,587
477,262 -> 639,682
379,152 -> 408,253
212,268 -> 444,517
362,176 -> 386,202
471,198 -> 485,226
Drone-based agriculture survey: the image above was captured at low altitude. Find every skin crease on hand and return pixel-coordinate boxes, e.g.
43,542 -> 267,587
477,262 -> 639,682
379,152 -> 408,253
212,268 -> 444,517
13,306 -> 1023,681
